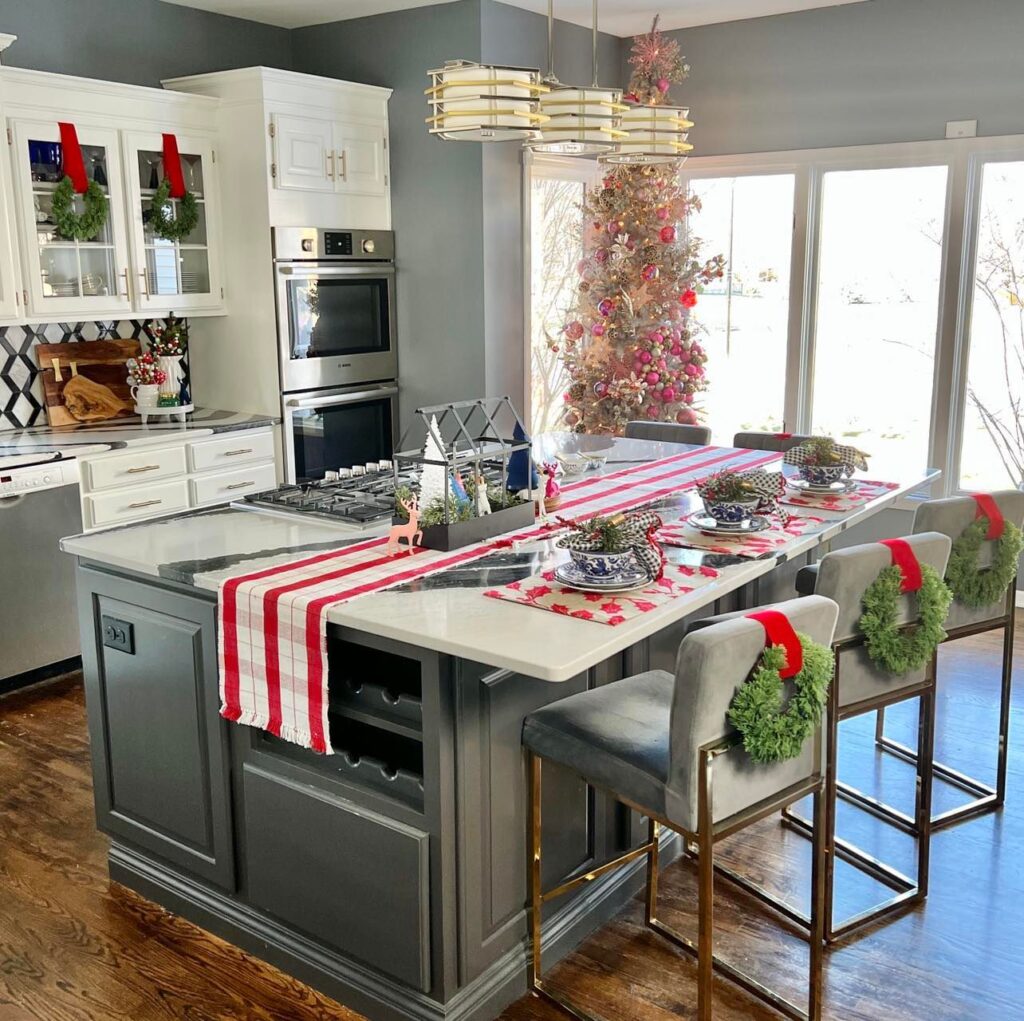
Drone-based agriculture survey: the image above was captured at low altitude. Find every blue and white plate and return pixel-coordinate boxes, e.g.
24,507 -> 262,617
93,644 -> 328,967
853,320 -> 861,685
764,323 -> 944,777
687,512 -> 771,535
554,561 -> 652,593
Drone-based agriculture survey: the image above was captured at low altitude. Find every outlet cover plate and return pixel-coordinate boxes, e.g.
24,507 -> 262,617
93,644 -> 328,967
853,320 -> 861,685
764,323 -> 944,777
101,616 -> 135,655
946,119 -> 978,139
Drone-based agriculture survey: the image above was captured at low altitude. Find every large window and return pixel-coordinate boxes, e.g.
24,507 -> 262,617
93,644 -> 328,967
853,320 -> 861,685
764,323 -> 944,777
958,160 -> 1024,490
687,174 -> 794,445
811,166 -> 948,476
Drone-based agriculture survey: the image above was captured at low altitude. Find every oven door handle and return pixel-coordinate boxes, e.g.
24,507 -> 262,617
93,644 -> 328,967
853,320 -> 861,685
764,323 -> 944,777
285,386 -> 399,410
277,265 -> 395,278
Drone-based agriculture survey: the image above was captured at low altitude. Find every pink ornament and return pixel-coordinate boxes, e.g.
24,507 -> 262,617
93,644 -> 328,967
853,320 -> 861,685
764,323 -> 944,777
633,359 -> 643,373
679,349 -> 691,363
650,388 -> 662,402
607,220 -> 619,235
662,387 -> 675,403
670,343 -> 682,356
641,263 -> 658,282
684,393 -> 694,405
645,371 -> 660,385
659,225 -> 676,243
591,323 -> 605,337
594,248 -> 609,264
657,77 -> 671,94
657,207 -> 670,221
649,331 -> 664,344
639,350 -> 652,364
598,298 -> 615,317
684,363 -> 699,377
658,358 -> 667,370
646,404 -> 660,419
564,320 -> 584,341
594,380 -> 609,398
669,329 -> 681,342
676,409 -> 697,425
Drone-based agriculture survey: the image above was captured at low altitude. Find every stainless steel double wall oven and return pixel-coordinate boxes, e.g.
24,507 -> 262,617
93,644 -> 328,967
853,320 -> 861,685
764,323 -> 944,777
274,227 -> 399,483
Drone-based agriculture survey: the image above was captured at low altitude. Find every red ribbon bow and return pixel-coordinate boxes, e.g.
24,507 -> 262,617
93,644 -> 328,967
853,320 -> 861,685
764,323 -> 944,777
774,432 -> 793,440
161,133 -> 187,199
57,122 -> 88,195
970,493 -> 1005,540
880,538 -> 923,593
747,609 -> 803,679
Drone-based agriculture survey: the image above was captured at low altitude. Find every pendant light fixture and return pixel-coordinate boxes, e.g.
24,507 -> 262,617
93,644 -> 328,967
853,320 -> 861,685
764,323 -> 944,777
425,60 -> 549,141
600,103 -> 694,164
524,1 -> 627,156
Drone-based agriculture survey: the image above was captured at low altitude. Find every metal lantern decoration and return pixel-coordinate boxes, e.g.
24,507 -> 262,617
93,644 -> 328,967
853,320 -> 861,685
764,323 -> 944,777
425,60 -> 548,141
600,104 -> 695,165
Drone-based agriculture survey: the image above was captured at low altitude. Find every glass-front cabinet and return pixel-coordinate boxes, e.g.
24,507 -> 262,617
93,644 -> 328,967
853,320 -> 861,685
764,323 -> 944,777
10,120 -> 132,318
122,131 -> 223,314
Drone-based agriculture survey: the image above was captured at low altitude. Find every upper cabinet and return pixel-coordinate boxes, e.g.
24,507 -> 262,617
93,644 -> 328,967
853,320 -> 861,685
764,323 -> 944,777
0,66 -> 226,321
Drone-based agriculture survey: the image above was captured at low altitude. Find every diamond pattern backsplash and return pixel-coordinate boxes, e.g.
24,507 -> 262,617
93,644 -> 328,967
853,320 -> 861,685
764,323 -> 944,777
0,319 -> 186,430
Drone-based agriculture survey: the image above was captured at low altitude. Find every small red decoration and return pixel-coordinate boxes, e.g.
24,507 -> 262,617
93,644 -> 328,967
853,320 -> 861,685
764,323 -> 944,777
680,288 -> 698,308
659,225 -> 676,243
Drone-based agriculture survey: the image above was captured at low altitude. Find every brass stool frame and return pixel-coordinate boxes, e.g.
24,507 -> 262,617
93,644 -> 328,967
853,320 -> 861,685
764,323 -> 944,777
860,580 -> 1016,833
528,733 -> 827,1021
712,633 -> 936,944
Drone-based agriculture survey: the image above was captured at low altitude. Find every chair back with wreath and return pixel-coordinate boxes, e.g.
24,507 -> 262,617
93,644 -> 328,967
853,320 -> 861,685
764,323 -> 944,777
913,491 -> 1024,630
811,532 -> 951,707
666,596 -> 838,833
624,421 -> 711,446
732,430 -> 813,453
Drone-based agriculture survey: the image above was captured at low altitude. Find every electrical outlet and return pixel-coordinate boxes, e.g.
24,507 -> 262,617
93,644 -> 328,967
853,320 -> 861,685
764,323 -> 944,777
101,616 -> 135,655
945,119 -> 977,139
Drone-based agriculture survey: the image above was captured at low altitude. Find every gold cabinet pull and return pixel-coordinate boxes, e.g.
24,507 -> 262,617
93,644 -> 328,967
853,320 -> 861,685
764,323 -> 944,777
125,464 -> 160,474
138,269 -> 150,300
119,267 -> 131,300
225,481 -> 254,490
128,499 -> 162,509
338,149 -> 347,181
223,448 -> 253,456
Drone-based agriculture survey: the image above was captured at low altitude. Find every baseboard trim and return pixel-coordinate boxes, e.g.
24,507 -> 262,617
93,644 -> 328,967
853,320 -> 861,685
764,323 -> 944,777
109,831 -> 680,1021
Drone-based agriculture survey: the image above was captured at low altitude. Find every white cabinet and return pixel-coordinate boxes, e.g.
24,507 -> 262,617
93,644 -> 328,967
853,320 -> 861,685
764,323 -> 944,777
9,119 -> 133,319
272,113 -> 388,198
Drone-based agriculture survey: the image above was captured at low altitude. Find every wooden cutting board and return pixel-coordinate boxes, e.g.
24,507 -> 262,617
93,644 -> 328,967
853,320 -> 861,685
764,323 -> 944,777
34,339 -> 141,427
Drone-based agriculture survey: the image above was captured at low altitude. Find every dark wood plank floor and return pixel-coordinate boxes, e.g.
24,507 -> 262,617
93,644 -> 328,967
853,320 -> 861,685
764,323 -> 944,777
1,631 -> 1021,1020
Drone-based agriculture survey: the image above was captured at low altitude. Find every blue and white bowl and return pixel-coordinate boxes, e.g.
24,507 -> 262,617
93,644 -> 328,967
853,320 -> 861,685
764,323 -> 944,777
561,547 -> 642,582
798,464 -> 848,487
701,497 -> 760,524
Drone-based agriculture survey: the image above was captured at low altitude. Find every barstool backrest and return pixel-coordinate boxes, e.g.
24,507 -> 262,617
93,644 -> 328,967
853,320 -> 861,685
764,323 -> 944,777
667,595 -> 839,831
913,492 -> 1024,624
624,421 -> 712,446
812,531 -> 951,643
732,430 -> 812,453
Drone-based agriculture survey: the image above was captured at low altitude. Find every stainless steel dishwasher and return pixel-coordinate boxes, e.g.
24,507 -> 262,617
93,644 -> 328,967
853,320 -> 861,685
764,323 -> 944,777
0,453 -> 86,685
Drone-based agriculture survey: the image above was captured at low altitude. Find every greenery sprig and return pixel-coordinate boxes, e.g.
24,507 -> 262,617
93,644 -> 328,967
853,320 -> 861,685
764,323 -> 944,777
946,517 -> 1023,609
52,176 -> 108,242
702,470 -> 757,502
859,564 -> 952,675
728,633 -> 834,764
148,178 -> 199,242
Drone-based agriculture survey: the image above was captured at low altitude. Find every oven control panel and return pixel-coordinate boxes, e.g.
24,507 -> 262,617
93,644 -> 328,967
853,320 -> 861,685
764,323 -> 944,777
273,227 -> 394,262
0,463 -> 68,498
324,232 -> 353,256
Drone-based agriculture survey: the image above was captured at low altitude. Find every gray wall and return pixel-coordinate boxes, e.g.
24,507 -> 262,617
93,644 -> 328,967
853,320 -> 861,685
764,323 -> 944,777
0,0 -> 292,88
292,0 -> 486,431
647,0 -> 1024,156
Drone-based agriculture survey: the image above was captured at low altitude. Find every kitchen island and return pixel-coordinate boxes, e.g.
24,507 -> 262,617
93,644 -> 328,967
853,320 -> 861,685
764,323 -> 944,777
60,436 -> 938,1021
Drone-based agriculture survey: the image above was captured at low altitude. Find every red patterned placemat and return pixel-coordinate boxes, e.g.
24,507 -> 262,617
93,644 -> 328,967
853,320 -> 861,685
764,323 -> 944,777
657,513 -> 825,558
779,479 -> 899,511
483,562 -> 721,626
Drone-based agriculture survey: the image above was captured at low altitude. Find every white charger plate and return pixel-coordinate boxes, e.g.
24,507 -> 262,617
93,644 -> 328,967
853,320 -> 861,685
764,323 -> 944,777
687,512 -> 771,535
554,562 -> 652,593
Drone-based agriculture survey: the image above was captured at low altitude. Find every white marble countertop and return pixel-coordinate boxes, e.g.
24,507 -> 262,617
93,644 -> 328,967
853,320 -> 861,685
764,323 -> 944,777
0,407 -> 277,453
60,436 -> 941,682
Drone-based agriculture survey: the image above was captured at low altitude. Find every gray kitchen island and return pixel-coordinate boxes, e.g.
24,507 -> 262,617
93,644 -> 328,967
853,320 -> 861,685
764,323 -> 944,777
60,436 -> 937,1021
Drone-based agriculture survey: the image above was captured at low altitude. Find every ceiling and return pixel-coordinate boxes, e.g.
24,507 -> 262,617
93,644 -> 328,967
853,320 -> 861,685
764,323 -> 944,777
159,0 -> 870,35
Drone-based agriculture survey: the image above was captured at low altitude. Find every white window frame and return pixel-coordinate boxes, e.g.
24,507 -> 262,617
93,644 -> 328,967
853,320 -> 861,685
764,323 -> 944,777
681,134 -> 1024,497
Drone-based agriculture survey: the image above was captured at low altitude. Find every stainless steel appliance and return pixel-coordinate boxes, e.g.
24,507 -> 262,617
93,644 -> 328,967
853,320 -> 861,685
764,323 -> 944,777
0,450 -> 90,687
274,226 -> 397,393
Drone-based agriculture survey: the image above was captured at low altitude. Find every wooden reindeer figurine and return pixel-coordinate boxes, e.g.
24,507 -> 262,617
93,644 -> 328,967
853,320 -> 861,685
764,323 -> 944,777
386,494 -> 423,555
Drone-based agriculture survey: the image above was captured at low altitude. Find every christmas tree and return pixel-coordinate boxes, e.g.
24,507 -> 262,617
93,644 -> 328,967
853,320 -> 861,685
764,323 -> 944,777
557,166 -> 725,435
419,415 -> 449,510
625,15 -> 689,106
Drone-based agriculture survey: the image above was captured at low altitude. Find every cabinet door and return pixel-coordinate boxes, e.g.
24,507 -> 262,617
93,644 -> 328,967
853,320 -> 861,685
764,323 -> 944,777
10,120 -> 132,319
335,121 -> 388,197
122,131 -> 224,314
0,114 -> 22,322
77,568 -> 235,890
272,113 -> 335,193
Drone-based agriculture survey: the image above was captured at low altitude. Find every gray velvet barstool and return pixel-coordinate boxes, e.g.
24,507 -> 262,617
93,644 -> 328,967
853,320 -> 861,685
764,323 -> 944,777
624,420 -> 712,445
732,430 -> 813,453
523,595 -> 839,1021
867,492 -> 1023,832
778,533 -> 952,941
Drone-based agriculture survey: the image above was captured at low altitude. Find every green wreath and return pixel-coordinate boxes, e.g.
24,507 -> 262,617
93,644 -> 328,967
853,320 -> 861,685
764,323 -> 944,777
859,563 -> 952,675
728,633 -> 834,764
946,517 -> 1023,609
149,178 -> 199,242
51,175 -> 108,242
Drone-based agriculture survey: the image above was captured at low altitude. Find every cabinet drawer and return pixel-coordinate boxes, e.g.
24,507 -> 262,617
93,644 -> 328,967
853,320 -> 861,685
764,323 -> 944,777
190,463 -> 277,506
86,479 -> 190,527
188,431 -> 275,473
84,445 -> 187,492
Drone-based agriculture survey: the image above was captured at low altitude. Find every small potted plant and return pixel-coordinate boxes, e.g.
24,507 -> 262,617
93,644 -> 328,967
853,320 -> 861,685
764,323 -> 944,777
699,470 -> 761,523
796,437 -> 850,486
557,513 -> 641,581
126,353 -> 166,410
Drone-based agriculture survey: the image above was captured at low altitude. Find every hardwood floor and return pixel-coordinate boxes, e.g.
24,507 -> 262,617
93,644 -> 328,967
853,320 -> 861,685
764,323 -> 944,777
1,631 -> 1021,1020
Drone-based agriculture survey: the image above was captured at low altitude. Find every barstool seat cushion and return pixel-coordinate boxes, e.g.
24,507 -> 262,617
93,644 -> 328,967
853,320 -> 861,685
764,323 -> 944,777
795,563 -> 819,595
523,670 -> 675,822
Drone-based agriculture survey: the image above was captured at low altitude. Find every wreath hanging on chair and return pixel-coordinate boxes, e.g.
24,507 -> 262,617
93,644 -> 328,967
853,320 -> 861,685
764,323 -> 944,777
946,517 -> 1023,609
728,633 -> 834,764
148,177 -> 199,242
52,176 -> 108,242
859,564 -> 952,675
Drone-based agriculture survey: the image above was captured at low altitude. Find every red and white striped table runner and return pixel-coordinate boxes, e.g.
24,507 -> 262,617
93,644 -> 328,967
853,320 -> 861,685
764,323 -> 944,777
218,445 -> 779,753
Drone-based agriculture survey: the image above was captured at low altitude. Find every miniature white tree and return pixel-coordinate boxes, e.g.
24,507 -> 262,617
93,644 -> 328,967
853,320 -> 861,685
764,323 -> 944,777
419,415 -> 449,511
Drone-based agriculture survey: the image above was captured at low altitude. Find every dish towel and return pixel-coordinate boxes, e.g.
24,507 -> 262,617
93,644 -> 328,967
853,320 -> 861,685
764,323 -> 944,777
218,445 -> 781,752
